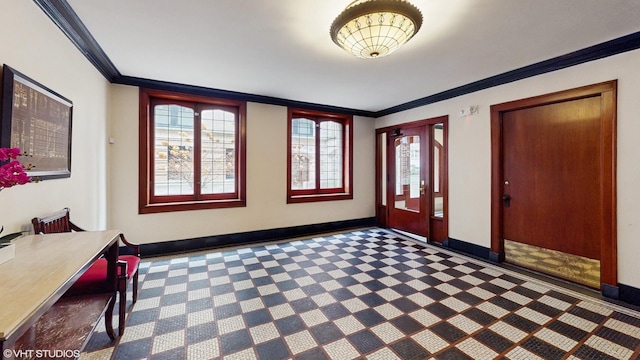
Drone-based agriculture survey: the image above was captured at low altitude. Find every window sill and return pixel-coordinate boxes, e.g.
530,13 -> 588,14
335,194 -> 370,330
287,193 -> 353,204
140,199 -> 246,214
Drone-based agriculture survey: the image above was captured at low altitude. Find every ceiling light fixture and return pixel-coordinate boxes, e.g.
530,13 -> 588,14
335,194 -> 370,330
330,0 -> 423,59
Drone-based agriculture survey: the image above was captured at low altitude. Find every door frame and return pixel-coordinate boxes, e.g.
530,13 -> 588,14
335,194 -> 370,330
490,81 -> 617,295
376,115 -> 448,242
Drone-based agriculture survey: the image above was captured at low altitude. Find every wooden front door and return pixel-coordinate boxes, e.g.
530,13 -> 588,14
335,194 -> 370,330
503,97 -> 602,258
491,81 -> 617,291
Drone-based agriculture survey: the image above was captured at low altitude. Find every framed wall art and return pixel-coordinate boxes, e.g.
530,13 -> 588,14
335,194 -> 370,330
1,64 -> 73,180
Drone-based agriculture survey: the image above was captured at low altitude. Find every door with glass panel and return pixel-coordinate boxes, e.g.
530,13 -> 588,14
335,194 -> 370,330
381,117 -> 447,241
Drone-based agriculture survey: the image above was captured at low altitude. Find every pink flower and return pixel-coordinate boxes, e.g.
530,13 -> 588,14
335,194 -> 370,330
0,148 -> 31,190
0,148 -> 21,161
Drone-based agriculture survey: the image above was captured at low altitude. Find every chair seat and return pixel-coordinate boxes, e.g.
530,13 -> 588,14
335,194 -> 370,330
67,256 -> 140,296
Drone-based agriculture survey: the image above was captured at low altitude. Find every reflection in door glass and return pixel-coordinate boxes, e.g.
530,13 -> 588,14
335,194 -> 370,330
433,124 -> 444,217
395,135 -> 420,212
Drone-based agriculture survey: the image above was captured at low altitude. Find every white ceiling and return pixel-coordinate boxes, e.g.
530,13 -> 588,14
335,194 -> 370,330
66,0 -> 640,113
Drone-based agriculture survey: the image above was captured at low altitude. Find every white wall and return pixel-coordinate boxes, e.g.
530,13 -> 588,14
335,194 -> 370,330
107,85 -> 376,244
376,49 -> 640,288
0,2 -> 110,234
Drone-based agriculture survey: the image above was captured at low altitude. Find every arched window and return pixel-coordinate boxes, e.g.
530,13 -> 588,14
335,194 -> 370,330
140,88 -> 246,213
287,108 -> 353,203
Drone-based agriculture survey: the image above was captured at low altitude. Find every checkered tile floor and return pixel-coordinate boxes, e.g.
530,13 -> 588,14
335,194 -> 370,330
81,228 -> 640,359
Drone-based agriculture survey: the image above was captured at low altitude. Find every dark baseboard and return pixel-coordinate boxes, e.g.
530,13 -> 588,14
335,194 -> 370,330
601,283 -> 620,300
488,251 -> 501,263
441,237 -> 491,261
619,283 -> 640,307
134,217 -> 376,258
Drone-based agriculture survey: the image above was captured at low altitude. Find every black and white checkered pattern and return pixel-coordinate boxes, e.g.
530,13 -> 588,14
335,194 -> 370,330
82,228 -> 640,360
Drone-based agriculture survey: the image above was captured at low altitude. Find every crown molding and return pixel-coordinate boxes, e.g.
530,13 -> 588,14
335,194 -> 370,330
115,76 -> 376,117
34,0 -> 640,118
34,0 -> 120,82
376,31 -> 640,117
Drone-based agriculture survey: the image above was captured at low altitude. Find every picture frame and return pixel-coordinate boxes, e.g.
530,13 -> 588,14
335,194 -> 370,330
1,64 -> 73,180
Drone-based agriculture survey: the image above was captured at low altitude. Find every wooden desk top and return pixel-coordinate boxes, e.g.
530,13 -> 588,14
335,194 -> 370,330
0,230 -> 120,341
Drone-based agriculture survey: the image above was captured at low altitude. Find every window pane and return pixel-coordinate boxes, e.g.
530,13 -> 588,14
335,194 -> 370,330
154,104 -> 195,195
433,124 -> 444,217
379,132 -> 387,206
200,109 -> 236,194
291,118 -> 316,190
319,120 -> 343,189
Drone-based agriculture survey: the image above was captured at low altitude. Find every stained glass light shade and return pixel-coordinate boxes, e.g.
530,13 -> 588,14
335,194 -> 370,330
330,0 -> 423,59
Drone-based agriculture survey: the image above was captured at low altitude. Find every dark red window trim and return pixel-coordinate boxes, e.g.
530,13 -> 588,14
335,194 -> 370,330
139,88 -> 246,214
287,108 -> 353,204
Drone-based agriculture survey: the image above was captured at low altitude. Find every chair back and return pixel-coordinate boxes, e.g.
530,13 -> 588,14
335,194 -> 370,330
32,208 -> 74,234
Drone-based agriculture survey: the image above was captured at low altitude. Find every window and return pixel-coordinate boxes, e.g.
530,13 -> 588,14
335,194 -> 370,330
139,88 -> 246,213
287,108 -> 353,203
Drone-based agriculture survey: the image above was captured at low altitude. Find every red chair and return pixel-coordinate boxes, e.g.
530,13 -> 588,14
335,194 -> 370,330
32,208 -> 140,339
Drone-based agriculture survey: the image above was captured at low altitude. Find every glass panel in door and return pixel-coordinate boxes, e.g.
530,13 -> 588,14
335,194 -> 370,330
394,135 -> 421,212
